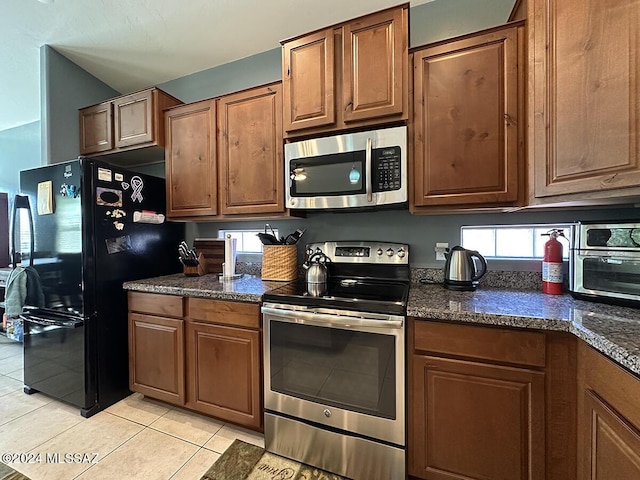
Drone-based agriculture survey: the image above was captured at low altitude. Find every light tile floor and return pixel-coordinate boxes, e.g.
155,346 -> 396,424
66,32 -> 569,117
0,336 -> 264,480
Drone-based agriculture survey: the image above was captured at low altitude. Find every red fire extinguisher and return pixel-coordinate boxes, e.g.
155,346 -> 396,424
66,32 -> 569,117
542,229 -> 565,295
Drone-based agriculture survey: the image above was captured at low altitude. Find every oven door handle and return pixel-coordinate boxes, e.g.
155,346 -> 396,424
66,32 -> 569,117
262,306 -> 403,330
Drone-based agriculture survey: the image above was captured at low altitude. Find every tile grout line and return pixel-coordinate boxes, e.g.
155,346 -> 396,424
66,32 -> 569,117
69,422 -> 151,480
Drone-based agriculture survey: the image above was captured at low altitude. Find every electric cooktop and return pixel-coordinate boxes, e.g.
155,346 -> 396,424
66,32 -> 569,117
263,241 -> 410,316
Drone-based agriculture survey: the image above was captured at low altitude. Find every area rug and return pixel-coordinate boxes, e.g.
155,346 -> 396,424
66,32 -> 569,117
201,439 -> 348,480
0,463 -> 31,480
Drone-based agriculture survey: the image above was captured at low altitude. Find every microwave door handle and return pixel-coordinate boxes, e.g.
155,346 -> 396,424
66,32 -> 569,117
366,137 -> 373,203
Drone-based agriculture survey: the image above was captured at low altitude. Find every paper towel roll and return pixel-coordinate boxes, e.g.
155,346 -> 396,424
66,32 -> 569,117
224,235 -> 237,276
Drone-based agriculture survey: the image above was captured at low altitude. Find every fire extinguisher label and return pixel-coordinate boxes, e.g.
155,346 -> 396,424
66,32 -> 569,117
542,262 -> 563,283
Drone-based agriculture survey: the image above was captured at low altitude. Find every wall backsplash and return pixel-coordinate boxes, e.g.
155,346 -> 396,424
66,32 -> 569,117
235,262 -> 543,291
192,206 -> 640,270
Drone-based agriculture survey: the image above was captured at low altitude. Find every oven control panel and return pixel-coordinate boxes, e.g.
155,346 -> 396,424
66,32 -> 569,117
306,241 -> 409,265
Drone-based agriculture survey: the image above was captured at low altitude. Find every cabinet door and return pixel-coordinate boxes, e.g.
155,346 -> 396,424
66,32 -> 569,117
186,321 -> 261,430
128,313 -> 184,405
579,390 -> 640,480
165,100 -> 217,218
114,90 -> 155,148
283,29 -> 335,132
218,84 -> 284,215
531,0 -> 640,198
409,355 -> 545,480
79,102 -> 113,154
342,7 -> 406,123
413,26 -> 521,207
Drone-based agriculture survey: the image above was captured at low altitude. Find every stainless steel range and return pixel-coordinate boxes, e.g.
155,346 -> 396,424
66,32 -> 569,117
262,241 -> 409,480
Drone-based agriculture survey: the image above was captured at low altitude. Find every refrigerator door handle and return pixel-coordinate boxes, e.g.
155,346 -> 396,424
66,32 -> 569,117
11,194 -> 34,266
19,314 -> 84,329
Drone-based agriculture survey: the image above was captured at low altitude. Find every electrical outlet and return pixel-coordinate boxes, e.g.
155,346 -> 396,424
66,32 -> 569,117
435,242 -> 448,261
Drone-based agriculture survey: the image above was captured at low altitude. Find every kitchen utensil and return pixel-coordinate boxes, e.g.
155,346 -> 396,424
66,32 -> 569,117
179,242 -> 200,265
284,228 -> 306,245
257,233 -> 281,245
265,224 -> 277,238
444,246 -> 487,291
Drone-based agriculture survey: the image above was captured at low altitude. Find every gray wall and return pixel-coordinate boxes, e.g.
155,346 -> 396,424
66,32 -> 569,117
159,49 -> 282,103
158,0 -> 517,102
41,45 -> 119,164
193,207 -> 640,268
35,0 -> 640,270
180,0 -> 640,269
410,0 -> 517,47
0,121 -> 42,200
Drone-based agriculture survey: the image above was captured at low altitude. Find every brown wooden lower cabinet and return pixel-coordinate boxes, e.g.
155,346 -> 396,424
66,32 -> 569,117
578,343 -> 640,480
410,356 -> 545,480
185,321 -> 261,430
408,319 -> 547,480
127,293 -> 185,406
128,313 -> 185,405
127,292 -> 262,431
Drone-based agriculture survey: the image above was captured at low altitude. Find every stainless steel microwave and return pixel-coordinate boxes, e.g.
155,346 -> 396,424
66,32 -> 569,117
570,221 -> 640,306
284,126 -> 407,210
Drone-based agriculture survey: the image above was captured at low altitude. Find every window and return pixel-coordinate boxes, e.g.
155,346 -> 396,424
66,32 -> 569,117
219,228 -> 278,255
461,224 -> 573,260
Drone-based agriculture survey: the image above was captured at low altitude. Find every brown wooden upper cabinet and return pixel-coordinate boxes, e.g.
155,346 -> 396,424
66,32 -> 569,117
79,102 -> 113,154
218,83 -> 284,215
79,87 -> 181,156
411,23 -> 524,210
529,0 -> 640,203
282,4 -> 408,137
164,100 -> 217,218
164,82 -> 286,220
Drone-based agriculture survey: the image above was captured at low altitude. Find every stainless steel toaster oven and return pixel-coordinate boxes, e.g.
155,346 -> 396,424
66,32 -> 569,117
570,221 -> 640,306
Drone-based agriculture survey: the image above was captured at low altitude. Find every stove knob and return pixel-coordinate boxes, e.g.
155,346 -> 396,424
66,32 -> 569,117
386,248 -> 394,257
377,248 -> 384,256
397,248 -> 406,258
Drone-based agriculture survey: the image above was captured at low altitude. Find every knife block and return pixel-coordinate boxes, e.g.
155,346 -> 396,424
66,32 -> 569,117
184,253 -> 206,277
193,239 -> 225,274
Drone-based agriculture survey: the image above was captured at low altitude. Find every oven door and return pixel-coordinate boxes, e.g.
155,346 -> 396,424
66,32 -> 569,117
571,251 -> 640,304
262,303 -> 405,446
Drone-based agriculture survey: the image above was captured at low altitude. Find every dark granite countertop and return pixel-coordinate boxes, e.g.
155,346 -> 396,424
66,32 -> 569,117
408,283 -> 640,376
123,273 -> 640,376
123,273 -> 288,303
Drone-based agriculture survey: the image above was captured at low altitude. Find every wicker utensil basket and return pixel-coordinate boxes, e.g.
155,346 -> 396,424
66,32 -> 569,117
261,244 -> 298,281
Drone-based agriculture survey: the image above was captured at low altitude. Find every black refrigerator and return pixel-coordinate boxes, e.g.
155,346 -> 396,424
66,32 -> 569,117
13,158 -> 184,417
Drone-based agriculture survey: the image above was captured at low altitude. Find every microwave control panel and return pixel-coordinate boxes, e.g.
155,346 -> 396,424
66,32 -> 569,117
373,147 -> 402,192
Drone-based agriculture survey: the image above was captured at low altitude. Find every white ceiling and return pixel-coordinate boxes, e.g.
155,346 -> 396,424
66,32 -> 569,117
1,0 -> 434,132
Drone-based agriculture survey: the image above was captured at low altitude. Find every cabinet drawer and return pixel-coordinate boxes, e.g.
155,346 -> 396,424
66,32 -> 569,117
188,298 -> 260,329
128,291 -> 183,318
413,320 -> 546,368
